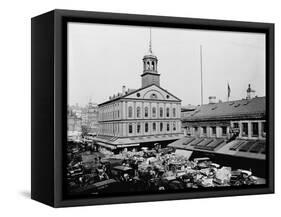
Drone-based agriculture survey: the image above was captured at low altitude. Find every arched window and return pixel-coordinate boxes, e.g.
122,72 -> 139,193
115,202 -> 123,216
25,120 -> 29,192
167,123 -> 170,131
145,107 -> 149,117
153,122 -> 156,131
152,61 -> 155,70
160,122 -> 163,132
160,107 -> 163,117
149,61 -> 153,70
147,61 -> 150,70
145,123 -> 149,132
128,106 -> 133,118
136,106 -> 141,118
166,108 -> 170,117
173,108 -> 176,117
152,107 -> 156,117
128,124 -> 133,134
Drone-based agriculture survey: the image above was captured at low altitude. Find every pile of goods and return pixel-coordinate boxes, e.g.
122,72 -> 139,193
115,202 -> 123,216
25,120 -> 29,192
66,143 -> 264,195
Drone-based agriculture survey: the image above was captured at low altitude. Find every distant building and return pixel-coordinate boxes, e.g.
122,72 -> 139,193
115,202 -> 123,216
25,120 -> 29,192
69,104 -> 83,118
170,93 -> 266,177
95,35 -> 182,151
67,108 -> 82,140
86,101 -> 99,135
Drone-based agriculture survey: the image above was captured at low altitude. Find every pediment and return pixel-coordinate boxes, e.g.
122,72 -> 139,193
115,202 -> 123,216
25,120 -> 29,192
124,84 -> 181,102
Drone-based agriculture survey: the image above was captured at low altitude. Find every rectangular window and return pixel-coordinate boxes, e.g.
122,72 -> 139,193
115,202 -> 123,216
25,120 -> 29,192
137,123 -> 141,134
152,122 -> 156,131
242,123 -> 248,137
167,123 -> 170,131
160,108 -> 163,117
222,126 -> 227,136
160,122 -> 163,132
173,122 -> 176,131
194,127 -> 198,135
211,127 -> 216,136
233,122 -> 239,129
145,123 -> 149,133
128,124 -> 133,134
202,127 -> 207,135
252,122 -> 259,137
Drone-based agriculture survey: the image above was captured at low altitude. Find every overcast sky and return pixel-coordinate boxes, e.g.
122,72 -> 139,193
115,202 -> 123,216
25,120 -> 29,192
68,22 -> 265,107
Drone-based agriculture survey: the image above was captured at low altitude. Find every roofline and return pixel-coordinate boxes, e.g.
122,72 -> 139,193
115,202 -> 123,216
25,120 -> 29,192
98,84 -> 157,106
181,96 -> 266,121
200,96 -> 266,107
182,112 -> 265,122
153,84 -> 182,102
98,97 -> 122,107
98,84 -> 181,106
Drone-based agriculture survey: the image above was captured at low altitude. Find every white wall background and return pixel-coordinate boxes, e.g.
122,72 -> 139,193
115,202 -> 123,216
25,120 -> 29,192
0,0 -> 279,215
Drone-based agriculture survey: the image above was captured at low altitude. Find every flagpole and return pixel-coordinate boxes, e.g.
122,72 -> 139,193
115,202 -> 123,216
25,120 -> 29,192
227,81 -> 230,102
200,45 -> 203,105
227,82 -> 229,102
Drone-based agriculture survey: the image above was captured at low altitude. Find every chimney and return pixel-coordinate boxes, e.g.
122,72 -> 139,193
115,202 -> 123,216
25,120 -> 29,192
208,96 -> 216,104
122,85 -> 126,95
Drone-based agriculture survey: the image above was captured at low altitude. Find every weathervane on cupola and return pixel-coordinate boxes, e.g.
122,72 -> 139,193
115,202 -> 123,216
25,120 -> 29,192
141,28 -> 160,88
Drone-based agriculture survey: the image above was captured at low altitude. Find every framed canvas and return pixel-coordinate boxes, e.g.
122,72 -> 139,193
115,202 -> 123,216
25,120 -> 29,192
31,9 -> 274,207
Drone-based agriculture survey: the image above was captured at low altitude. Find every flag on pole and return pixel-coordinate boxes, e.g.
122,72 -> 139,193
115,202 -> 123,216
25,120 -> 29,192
227,82 -> 231,100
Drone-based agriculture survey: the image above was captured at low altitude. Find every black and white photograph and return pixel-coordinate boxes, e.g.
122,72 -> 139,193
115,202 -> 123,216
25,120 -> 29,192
66,22 -> 267,197
0,0 -> 279,214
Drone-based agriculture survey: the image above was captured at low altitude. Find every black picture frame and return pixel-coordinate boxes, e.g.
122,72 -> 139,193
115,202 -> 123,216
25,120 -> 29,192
31,9 -> 274,207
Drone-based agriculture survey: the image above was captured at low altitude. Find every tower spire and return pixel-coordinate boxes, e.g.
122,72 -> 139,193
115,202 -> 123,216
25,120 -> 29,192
142,28 -> 159,88
149,28 -> 152,53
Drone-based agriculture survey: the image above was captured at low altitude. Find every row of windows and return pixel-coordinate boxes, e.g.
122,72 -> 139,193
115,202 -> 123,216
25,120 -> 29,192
128,106 -> 177,118
239,122 -> 266,137
99,108 -> 120,120
99,104 -> 179,121
187,121 -> 266,138
128,122 -> 177,134
99,124 -> 120,135
192,126 -> 225,136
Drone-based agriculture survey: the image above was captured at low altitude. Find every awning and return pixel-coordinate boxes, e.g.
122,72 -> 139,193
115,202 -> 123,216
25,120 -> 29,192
96,142 -> 117,150
117,143 -> 140,148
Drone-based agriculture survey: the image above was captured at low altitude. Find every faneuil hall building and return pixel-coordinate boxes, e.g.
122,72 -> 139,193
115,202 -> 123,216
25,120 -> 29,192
95,35 -> 182,152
